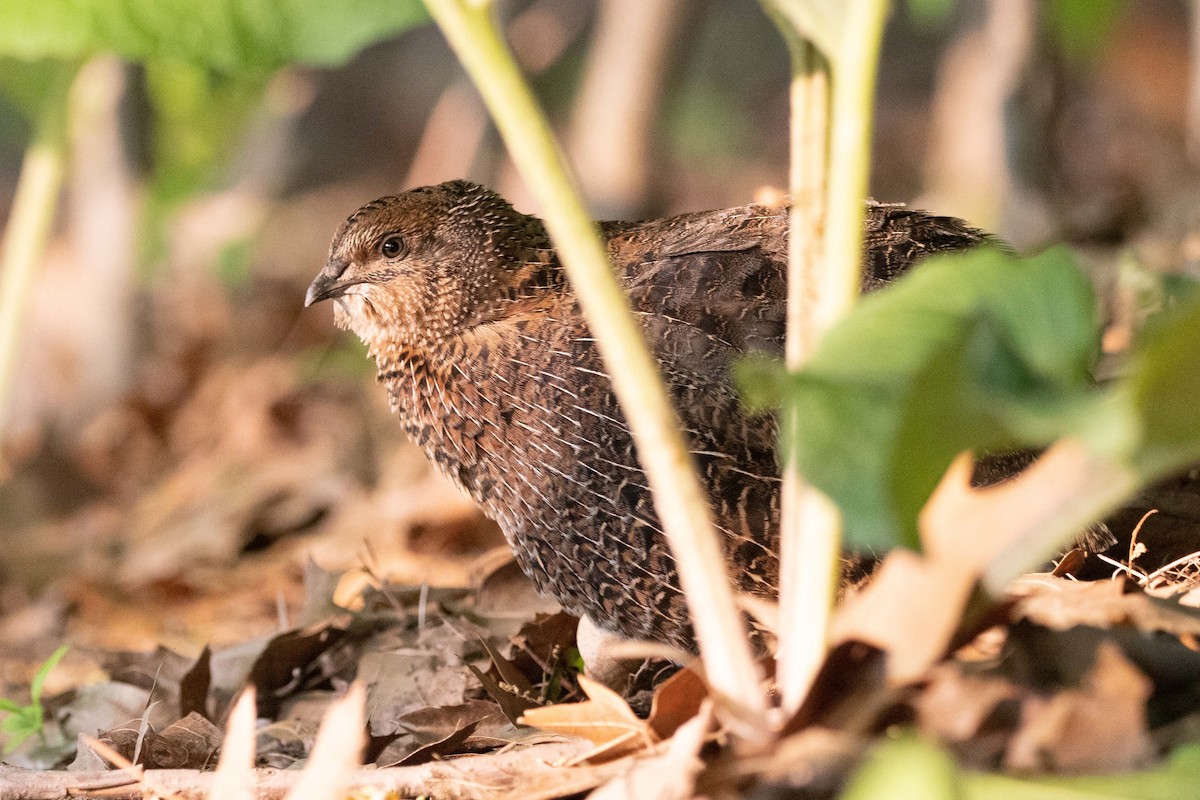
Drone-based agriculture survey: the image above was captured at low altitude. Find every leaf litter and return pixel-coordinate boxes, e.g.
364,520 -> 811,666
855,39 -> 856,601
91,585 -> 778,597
6,253 -> 1200,797
10,454 -> 1200,797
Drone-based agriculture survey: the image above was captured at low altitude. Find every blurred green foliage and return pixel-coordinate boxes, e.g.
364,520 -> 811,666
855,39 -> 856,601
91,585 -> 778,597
0,0 -> 427,71
0,0 -> 431,272
740,245 -> 1200,553
0,645 -> 67,754
903,0 -> 1126,64
903,0 -> 955,29
1046,0 -> 1125,63
844,733 -> 1200,800
740,247 -> 1103,550
842,733 -> 959,800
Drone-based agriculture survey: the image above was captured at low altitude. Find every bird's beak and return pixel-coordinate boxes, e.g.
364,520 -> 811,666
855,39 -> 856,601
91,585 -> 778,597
305,259 -> 354,307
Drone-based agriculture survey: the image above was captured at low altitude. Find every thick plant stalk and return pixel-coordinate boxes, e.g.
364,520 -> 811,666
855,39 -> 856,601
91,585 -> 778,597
775,40 -> 838,713
763,0 -> 891,713
421,0 -> 768,725
0,74 -> 71,458
820,0 -> 890,331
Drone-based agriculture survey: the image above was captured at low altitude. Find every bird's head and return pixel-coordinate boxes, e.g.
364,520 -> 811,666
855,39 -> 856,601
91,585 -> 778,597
306,180 -> 541,355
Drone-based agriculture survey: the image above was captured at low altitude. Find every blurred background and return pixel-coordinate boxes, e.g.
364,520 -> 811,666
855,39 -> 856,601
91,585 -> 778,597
0,0 -> 1195,672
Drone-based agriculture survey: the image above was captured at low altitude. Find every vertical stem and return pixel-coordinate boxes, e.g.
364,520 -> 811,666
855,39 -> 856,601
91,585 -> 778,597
0,72 -> 72,459
764,0 -> 891,713
821,0 -> 889,333
421,0 -> 768,726
775,39 -> 839,712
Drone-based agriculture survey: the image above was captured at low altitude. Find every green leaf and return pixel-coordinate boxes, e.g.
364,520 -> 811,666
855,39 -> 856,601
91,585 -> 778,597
0,709 -> 35,734
962,743 -> 1200,800
29,645 -> 67,704
1046,0 -> 1125,64
0,0 -> 429,71
0,59 -> 77,121
904,0 -> 956,29
842,733 -> 959,800
0,645 -> 66,753
1123,294 -> 1200,480
747,247 -> 1102,550
1,705 -> 39,754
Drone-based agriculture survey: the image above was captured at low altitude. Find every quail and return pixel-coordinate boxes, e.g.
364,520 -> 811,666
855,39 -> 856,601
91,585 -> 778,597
305,180 -> 986,650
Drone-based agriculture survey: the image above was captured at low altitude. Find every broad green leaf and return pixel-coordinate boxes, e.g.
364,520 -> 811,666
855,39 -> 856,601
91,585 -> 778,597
841,733 -> 959,800
843,733 -> 1200,800
963,743 -> 1200,800
739,247 -> 1102,550
0,59 -> 77,120
1,706 -> 39,753
0,0 -> 428,72
1123,293 -> 1200,480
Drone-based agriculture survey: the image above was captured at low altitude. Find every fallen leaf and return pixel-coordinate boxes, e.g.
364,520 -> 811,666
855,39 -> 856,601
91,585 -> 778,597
468,664 -> 539,726
472,551 -> 562,621
179,645 -> 212,720
90,712 -> 221,770
1006,641 -> 1154,772
588,700 -> 713,800
831,550 -> 975,684
520,675 -> 656,763
391,720 -> 479,767
397,700 -> 514,744
360,647 -> 470,737
1010,574 -> 1200,637
646,667 -> 708,740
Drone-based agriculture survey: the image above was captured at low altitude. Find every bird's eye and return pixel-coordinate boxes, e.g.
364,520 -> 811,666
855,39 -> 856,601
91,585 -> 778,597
380,236 -> 404,258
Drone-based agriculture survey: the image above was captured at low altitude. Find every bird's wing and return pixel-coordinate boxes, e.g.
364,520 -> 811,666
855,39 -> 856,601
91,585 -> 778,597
862,202 -> 992,289
611,201 -> 988,352
613,205 -> 789,357
605,201 -> 987,455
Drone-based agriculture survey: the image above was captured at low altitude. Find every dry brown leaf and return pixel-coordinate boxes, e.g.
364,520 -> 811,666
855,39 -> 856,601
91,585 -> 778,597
467,663 -> 539,725
588,700 -> 714,800
392,720 -> 479,767
922,442 -> 1138,590
835,443 -> 1139,685
1010,574 -> 1200,636
1005,642 -> 1154,772
647,667 -> 708,740
831,549 -> 975,685
520,674 -> 656,762
472,550 -> 561,620
912,662 -> 1017,743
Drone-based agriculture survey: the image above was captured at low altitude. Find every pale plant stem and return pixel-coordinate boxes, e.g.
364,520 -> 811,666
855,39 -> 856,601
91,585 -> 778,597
820,0 -> 889,334
765,0 -> 891,714
421,0 -> 768,726
0,79 -> 71,461
776,41 -> 839,713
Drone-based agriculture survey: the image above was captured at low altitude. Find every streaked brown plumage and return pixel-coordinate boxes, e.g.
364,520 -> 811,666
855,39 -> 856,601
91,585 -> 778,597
305,180 -> 986,650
